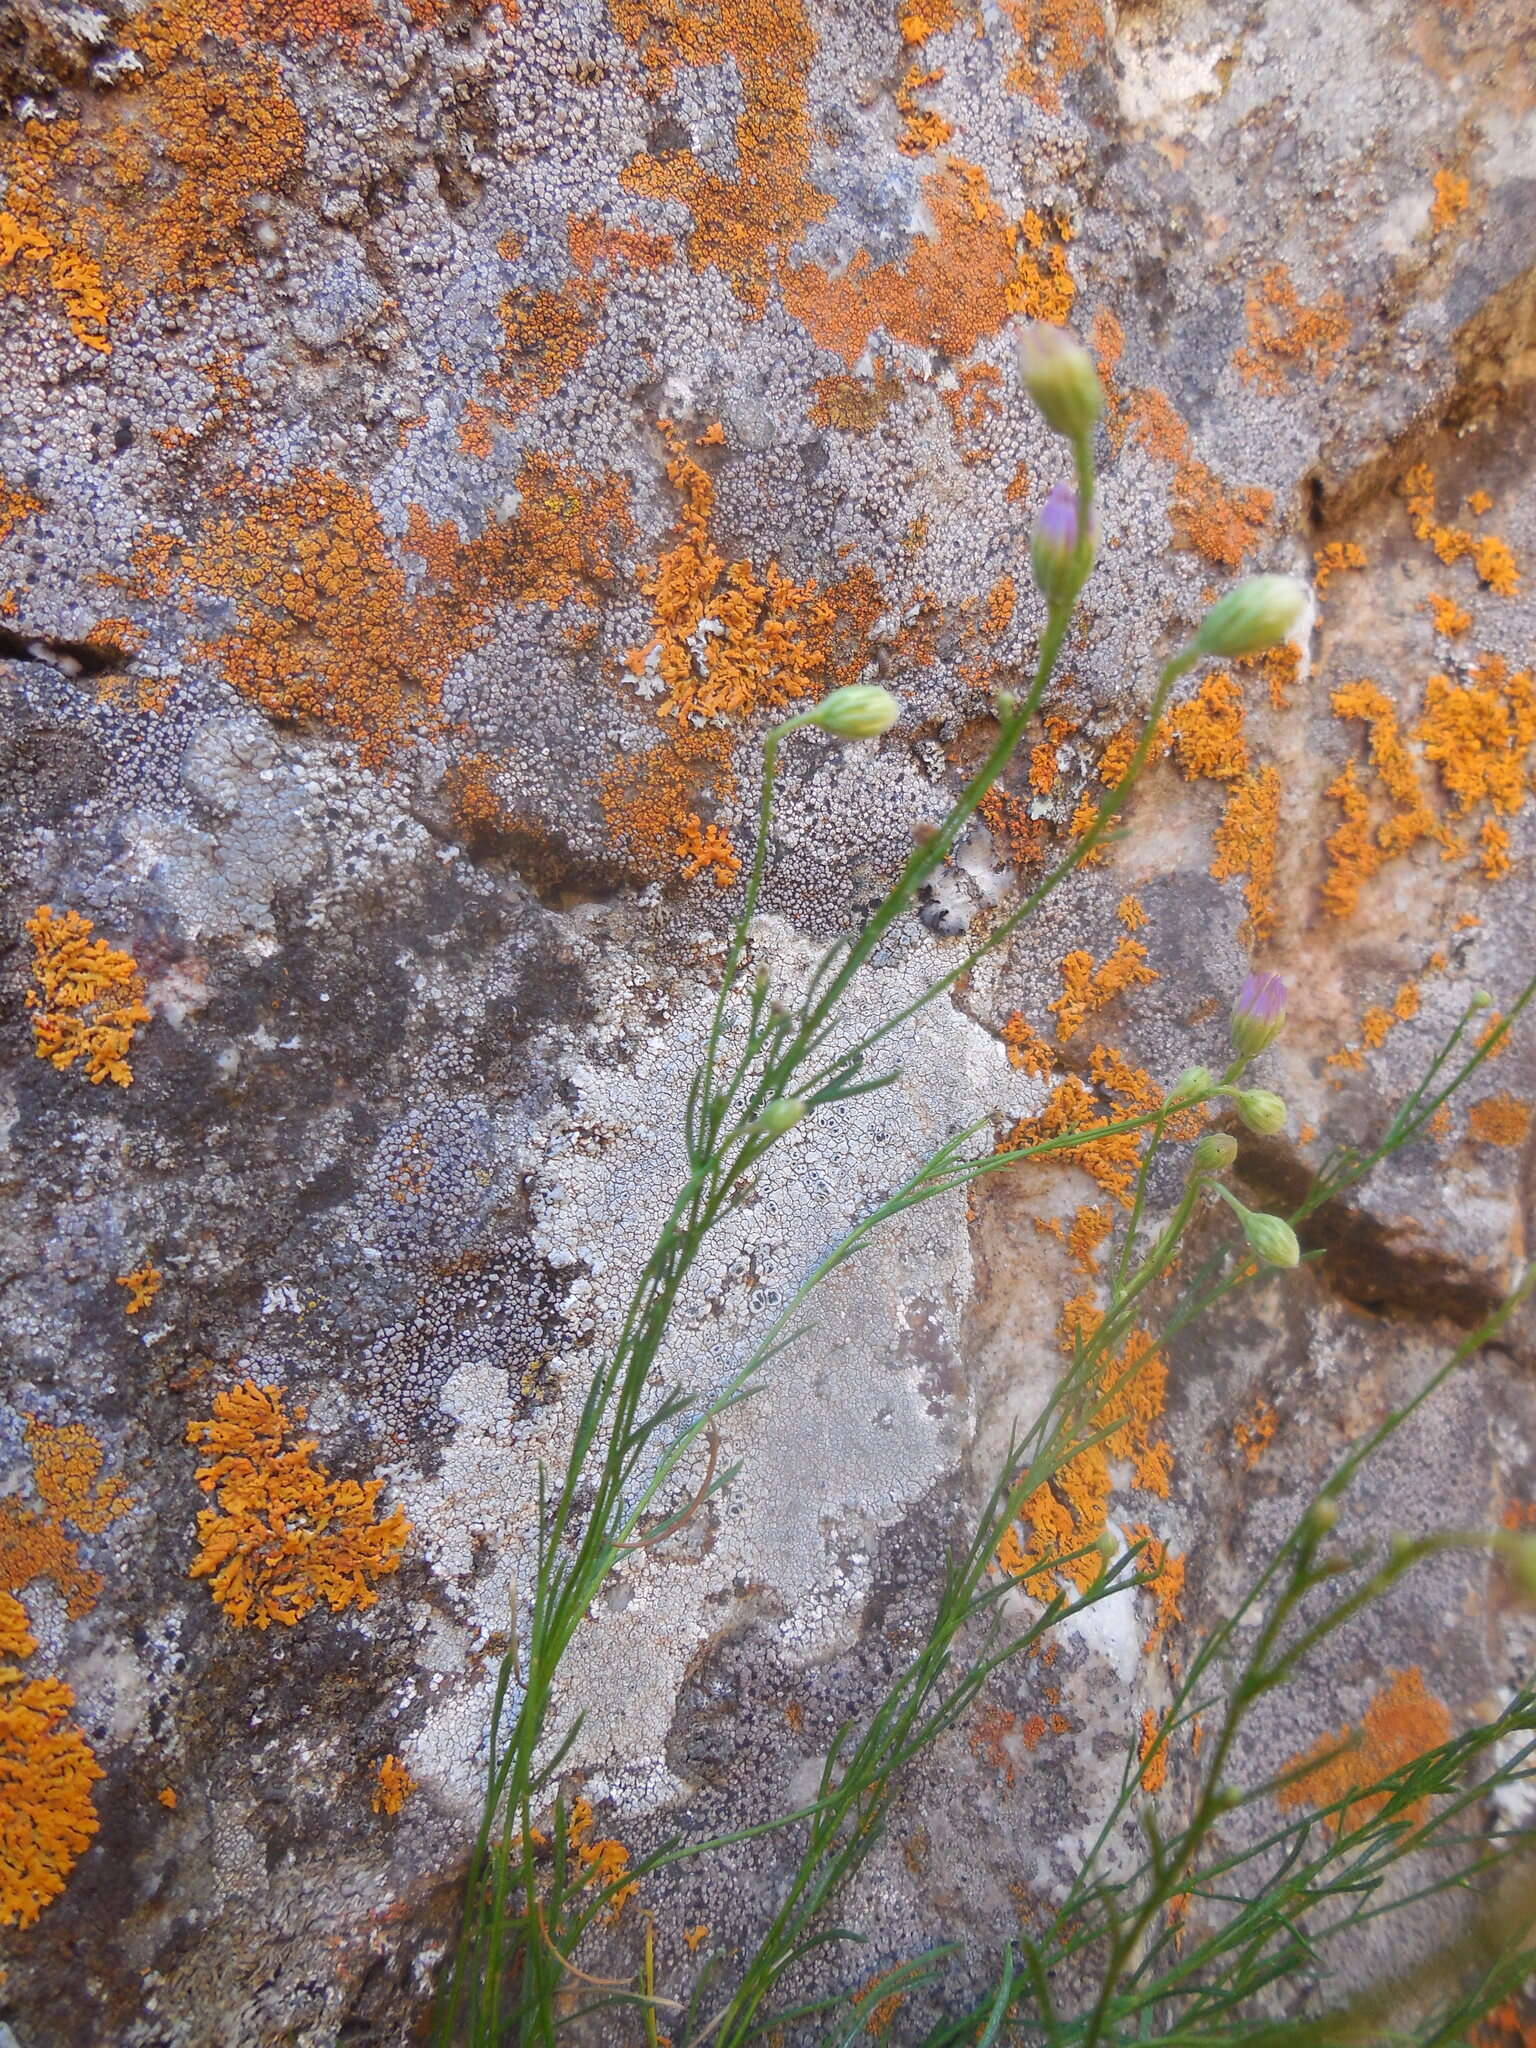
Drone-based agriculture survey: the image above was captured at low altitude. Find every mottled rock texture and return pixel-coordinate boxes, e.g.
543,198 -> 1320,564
0,0 -> 1533,2038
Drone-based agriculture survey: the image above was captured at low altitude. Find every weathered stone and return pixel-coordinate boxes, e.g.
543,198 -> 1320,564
0,0 -> 1533,2038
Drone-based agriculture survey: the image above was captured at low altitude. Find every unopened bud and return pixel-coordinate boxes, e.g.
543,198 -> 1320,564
1388,1533 -> 1416,1569
1030,483 -> 1095,606
1170,1065 -> 1216,1107
1505,1535 -> 1536,1602
808,684 -> 900,740
1303,1496 -> 1339,1539
1234,1088 -> 1288,1137
1094,1528 -> 1119,1561
1194,574 -> 1310,660
752,1097 -> 806,1136
1230,971 -> 1287,1060
1193,1132 -> 1238,1172
1016,324 -> 1104,442
1239,1206 -> 1301,1270
1469,990 -> 1493,1013
1210,1784 -> 1243,1814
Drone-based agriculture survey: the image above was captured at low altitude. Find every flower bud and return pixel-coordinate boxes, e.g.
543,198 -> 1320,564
1193,1132 -> 1238,1172
1234,1088 -> 1288,1137
808,684 -> 900,740
1302,1496 -> 1339,1539
1210,1784 -> 1243,1814
1094,1527 -> 1119,1561
1230,971 -> 1287,1060
1388,1533 -> 1417,1570
1016,324 -> 1104,442
1194,575 -> 1310,659
1238,1206 -> 1301,1269
1030,483 -> 1095,605
1169,1065 -> 1216,1107
752,1097 -> 806,1136
1469,990 -> 1493,1013
1505,1535 -> 1536,1602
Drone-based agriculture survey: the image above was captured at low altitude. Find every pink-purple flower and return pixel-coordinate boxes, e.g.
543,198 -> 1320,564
1230,971 -> 1287,1060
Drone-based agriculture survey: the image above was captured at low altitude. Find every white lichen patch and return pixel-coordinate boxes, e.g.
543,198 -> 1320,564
401,909 -> 1044,1817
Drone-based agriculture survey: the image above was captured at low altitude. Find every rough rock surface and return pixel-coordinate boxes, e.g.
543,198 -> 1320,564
0,0 -> 1533,2038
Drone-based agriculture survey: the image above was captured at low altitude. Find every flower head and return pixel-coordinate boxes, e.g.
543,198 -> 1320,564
1230,971 -> 1287,1060
1234,1088 -> 1287,1137
1194,575 -> 1310,660
1016,325 -> 1104,442
1030,483 -> 1095,605
807,684 -> 900,740
1193,1132 -> 1238,1171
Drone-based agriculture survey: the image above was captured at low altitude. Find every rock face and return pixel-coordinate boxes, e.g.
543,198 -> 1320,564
0,0 -> 1533,2039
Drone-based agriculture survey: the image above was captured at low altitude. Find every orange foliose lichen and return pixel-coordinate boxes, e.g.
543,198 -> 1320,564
1169,461 -> 1272,568
1169,671 -> 1247,782
566,1797 -> 637,1922
23,1418 -> 132,1536
1211,765 -> 1281,945
1233,1398 -> 1277,1468
185,1382 -> 410,1629
1313,541 -> 1366,591
1401,466 -> 1520,596
631,428 -> 832,726
599,727 -> 738,888
372,1754 -> 415,1815
1466,1093 -> 1531,1147
1138,1708 -> 1168,1793
24,907 -> 150,1089
1413,662 -> 1535,816
1049,937 -> 1158,1044
1234,264 -> 1349,394
116,1264 -> 162,1316
1322,679 -> 1454,918
0,1671 -> 104,1928
1277,1667 -> 1452,1833
1430,169 -> 1470,230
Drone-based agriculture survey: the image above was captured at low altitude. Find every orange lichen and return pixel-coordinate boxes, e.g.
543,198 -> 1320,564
941,363 -> 1005,461
1467,1094 -> 1531,1147
1169,461 -> 1272,568
133,455 -> 630,768
1169,671 -> 1247,781
1234,1398 -> 1277,1468
1480,819 -> 1512,879
186,1382 -> 410,1630
1322,680 -> 1453,917
1211,765 -> 1281,944
565,1798 -> 637,1922
1415,664 -> 1536,814
979,787 -> 1045,874
1430,169 -> 1470,230
0,1672 -> 104,1929
984,575 -> 1018,635
24,907 -> 149,1089
1427,593 -> 1471,636
614,0 -> 830,314
899,0 -> 960,39
23,1418 -> 131,1537
599,727 -> 738,887
1401,465 -> 1520,596
1139,1708 -> 1168,1793
372,1754 -> 416,1815
0,8 -> 305,354
1002,1045 -> 1187,1209
1000,0 -> 1106,112
1000,1012 -> 1056,1077
1313,541 -> 1367,591
1066,1203 -> 1114,1275
0,478 -> 40,544
630,428 -> 832,726
895,63 -> 954,154
855,1970 -> 909,2034
116,1264 -> 162,1316
158,1786 -> 177,1809
1233,264 -> 1349,394
1277,1668 -> 1452,1833
782,160 -> 1074,364
683,1922 -> 710,1951
808,364 -> 905,432
1129,1525 -> 1185,1656
1049,938 -> 1158,1043
1116,894 -> 1148,931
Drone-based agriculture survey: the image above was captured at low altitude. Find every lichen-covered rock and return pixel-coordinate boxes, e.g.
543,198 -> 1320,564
1,0 -> 1533,2038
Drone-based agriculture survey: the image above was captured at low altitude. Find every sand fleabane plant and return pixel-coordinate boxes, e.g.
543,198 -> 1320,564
436,328 -> 1535,2047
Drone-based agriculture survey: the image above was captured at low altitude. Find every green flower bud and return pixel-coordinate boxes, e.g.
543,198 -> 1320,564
1302,1496 -> 1339,1539
1016,324 -> 1104,441
1505,1535 -> 1536,1602
808,684 -> 900,739
1238,1206 -> 1301,1269
1194,575 -> 1310,659
1210,1784 -> 1243,1814
1235,1088 -> 1288,1137
1094,1528 -> 1119,1561
752,1097 -> 807,1136
1469,990 -> 1493,1013
1387,1533 -> 1417,1570
1169,1065 -> 1216,1107
1193,1132 -> 1238,1172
